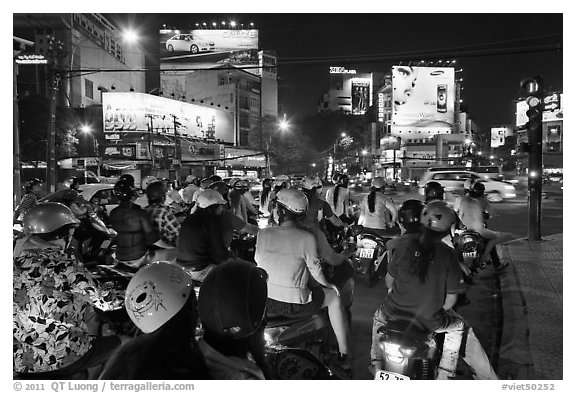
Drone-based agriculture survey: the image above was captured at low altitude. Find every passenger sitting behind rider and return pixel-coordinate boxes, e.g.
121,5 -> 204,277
14,202 -> 122,374
358,177 -> 399,238
198,261 -> 271,379
370,200 -> 498,379
254,189 -> 352,370
100,261 -> 211,380
109,181 -> 159,269
176,189 -> 230,282
453,180 -> 503,269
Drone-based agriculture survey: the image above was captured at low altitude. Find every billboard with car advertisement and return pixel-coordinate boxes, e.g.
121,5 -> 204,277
102,92 -> 234,143
159,29 -> 260,75
391,66 -> 455,134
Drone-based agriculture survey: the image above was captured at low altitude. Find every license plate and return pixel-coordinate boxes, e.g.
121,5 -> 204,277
100,240 -> 111,249
359,248 -> 375,259
463,251 -> 477,258
375,370 -> 410,380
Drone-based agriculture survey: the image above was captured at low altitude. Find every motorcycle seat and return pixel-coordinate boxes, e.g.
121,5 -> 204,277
266,312 -> 327,329
378,319 -> 433,343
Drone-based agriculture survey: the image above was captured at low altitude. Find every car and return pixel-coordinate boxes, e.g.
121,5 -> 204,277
79,183 -> 121,214
165,34 -> 215,54
418,169 -> 516,202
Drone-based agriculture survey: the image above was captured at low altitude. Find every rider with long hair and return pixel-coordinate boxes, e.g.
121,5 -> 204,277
370,201 -> 498,379
358,177 -> 399,237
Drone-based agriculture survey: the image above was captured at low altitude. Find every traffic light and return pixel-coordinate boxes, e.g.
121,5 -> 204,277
519,75 -> 543,241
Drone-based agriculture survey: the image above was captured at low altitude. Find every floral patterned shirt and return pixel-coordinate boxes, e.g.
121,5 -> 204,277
13,247 -> 120,373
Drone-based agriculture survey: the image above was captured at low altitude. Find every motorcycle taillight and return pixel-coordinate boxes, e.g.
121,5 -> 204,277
380,341 -> 416,364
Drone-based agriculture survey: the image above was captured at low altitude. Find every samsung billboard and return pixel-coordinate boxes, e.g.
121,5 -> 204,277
391,66 -> 455,134
102,92 -> 234,143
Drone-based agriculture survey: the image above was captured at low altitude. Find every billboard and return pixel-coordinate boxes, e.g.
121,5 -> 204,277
159,29 -> 260,75
391,66 -> 455,133
491,127 -> 514,148
102,92 -> 234,143
351,79 -> 370,115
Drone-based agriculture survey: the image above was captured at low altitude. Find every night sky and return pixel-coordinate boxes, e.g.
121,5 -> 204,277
107,13 -> 563,134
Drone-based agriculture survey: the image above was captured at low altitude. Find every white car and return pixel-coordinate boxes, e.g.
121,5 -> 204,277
165,34 -> 215,54
418,170 -> 516,202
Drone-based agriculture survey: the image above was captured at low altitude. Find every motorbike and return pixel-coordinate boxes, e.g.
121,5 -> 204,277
264,311 -> 349,379
354,229 -> 395,287
373,319 -> 441,380
76,213 -> 117,267
454,229 -> 486,280
230,231 -> 257,262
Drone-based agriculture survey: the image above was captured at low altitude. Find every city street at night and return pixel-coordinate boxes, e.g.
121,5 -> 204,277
12,8 -> 563,384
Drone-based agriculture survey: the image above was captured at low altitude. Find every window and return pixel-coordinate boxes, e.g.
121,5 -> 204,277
85,78 -> 94,99
218,77 -> 225,86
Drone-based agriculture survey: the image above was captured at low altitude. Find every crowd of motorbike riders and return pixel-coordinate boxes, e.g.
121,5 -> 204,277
13,170 -> 508,380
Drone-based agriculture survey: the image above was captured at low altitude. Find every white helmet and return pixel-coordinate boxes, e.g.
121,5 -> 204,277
196,189 -> 228,209
301,175 -> 319,191
125,261 -> 194,334
371,177 -> 386,190
274,175 -> 290,187
185,175 -> 197,184
276,188 -> 308,214
141,176 -> 158,191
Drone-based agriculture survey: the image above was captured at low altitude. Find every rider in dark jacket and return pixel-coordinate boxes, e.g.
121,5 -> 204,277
109,181 -> 158,268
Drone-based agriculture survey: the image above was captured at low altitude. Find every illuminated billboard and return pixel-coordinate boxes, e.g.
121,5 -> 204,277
351,80 -> 370,115
102,92 -> 234,143
391,66 -> 455,133
159,29 -> 260,75
491,127 -> 514,148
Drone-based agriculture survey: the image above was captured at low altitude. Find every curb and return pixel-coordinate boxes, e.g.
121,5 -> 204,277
495,243 -> 535,379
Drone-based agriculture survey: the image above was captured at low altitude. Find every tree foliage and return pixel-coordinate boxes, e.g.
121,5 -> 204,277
18,94 -> 79,166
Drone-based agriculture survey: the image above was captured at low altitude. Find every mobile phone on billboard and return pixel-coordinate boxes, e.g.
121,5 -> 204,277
437,84 -> 447,113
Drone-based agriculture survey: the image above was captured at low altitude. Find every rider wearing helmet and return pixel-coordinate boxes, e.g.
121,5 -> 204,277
452,180 -> 504,269
100,261 -> 211,380
14,202 -> 121,374
165,179 -> 186,212
144,181 -> 181,247
325,174 -> 359,224
208,181 -> 259,250
181,175 -> 201,205
109,181 -> 159,269
198,261 -> 270,379
255,188 -> 351,370
229,179 -> 259,224
118,174 -> 135,188
14,178 -> 43,222
371,200 -> 498,380
134,176 -> 157,208
177,189 -> 230,282
358,177 -> 399,237
424,181 -> 445,203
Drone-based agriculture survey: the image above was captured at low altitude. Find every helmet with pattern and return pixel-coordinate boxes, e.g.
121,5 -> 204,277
420,200 -> 456,233
125,261 -> 194,334
275,188 -> 308,214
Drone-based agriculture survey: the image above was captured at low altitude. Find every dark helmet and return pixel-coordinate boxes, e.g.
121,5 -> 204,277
146,181 -> 166,204
262,178 -> 273,189
23,202 -> 80,235
424,181 -> 444,202
398,199 -> 425,231
63,176 -> 80,190
208,180 -> 230,197
469,181 -> 486,198
208,175 -> 222,183
114,181 -> 135,201
234,179 -> 249,191
24,178 -> 42,193
199,261 -> 268,340
337,174 -> 349,187
420,200 -> 456,233
119,174 -> 135,187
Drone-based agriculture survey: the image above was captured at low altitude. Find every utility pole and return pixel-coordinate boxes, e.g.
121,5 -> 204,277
520,76 -> 544,241
147,114 -> 156,170
13,61 -> 21,209
46,67 -> 59,193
